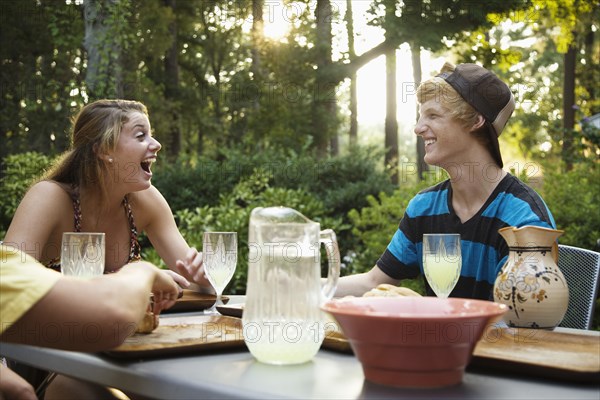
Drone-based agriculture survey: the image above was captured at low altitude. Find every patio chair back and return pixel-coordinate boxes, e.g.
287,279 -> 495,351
557,244 -> 600,330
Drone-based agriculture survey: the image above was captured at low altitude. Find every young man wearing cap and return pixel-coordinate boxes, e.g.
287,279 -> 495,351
336,62 -> 556,300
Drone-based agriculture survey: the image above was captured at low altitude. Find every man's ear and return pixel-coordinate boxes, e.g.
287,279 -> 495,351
471,115 -> 486,131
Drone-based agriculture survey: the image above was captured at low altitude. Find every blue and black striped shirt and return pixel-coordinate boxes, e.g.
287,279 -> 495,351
376,174 -> 556,300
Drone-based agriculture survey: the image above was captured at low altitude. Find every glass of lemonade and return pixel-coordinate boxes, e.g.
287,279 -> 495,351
202,232 -> 237,315
422,233 -> 462,298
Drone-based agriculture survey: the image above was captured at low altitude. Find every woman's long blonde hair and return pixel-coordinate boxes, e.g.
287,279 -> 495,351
43,99 -> 148,204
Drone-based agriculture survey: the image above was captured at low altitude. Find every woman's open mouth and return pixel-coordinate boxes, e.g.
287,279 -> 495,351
141,158 -> 155,176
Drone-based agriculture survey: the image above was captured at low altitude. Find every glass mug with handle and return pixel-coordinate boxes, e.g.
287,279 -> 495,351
422,233 -> 462,298
243,207 -> 340,365
61,232 -> 105,277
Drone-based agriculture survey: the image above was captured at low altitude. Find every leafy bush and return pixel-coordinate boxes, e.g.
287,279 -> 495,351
272,145 -> 393,215
152,142 -> 323,214
0,152 -> 55,236
151,154 -> 238,210
153,143 -> 393,220
541,162 -> 600,251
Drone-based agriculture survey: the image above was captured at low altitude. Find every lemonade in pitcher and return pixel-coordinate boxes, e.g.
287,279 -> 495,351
242,207 -> 339,365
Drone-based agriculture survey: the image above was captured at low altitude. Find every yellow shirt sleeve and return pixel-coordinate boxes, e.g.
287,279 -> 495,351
0,245 -> 61,335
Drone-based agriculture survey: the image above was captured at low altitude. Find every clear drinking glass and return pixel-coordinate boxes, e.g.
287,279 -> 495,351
422,233 -> 462,298
203,232 -> 237,315
61,232 -> 105,277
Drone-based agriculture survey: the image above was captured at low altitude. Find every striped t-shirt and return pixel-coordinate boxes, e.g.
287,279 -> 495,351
376,174 -> 556,300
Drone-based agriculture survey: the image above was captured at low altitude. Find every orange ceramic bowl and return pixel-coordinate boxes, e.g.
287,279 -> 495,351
322,296 -> 507,388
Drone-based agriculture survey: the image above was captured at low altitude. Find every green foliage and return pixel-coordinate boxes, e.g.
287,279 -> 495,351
1,0 -> 85,160
1,0 -> 594,179
153,142 -> 392,224
0,152 -> 55,237
286,146 -> 393,216
369,0 -> 527,52
151,143 -> 321,212
85,0 -> 135,99
447,1 -> 599,168
541,162 -> 600,251
531,0 -> 597,54
151,154 -> 236,211
579,123 -> 600,158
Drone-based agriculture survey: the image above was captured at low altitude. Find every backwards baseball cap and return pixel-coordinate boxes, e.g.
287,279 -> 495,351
437,63 -> 515,168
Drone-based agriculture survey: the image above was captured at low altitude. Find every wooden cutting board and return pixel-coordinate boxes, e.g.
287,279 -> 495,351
103,313 -> 349,359
471,327 -> 600,382
104,315 -> 245,358
320,326 -> 600,382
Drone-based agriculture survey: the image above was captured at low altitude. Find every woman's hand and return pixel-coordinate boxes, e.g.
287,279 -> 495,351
174,247 -> 213,290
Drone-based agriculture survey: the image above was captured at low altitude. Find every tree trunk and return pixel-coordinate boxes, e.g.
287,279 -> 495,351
313,0 -> 337,157
583,27 -> 597,115
163,0 -> 181,158
411,45 -> 427,181
83,0 -> 123,99
562,43 -> 576,172
329,121 -> 339,156
346,0 -> 358,146
251,0 -> 264,112
385,49 -> 398,185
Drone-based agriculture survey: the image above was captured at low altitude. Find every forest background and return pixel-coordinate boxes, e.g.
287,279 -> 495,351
1,1 -> 599,318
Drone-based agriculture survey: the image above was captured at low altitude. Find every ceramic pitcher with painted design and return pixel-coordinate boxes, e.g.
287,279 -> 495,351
493,225 -> 568,329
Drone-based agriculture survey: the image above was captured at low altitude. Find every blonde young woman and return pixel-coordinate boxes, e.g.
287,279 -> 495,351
4,99 -> 211,399
5,99 -> 209,286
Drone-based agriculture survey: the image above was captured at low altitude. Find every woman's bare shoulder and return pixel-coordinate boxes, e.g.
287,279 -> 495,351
25,181 -> 73,203
129,185 -> 169,207
5,181 -> 74,245
126,186 -> 171,227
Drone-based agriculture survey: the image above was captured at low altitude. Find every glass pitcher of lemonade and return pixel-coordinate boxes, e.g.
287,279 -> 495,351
242,207 -> 340,365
